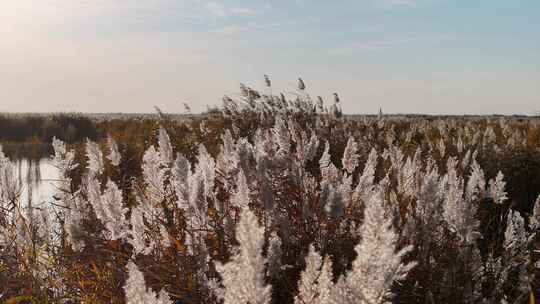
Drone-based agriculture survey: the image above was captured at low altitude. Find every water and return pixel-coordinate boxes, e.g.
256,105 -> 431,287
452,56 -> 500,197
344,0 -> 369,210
16,158 -> 59,208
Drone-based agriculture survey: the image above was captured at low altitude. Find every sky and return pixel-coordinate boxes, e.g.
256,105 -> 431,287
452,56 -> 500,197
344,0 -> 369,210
1,0 -> 539,115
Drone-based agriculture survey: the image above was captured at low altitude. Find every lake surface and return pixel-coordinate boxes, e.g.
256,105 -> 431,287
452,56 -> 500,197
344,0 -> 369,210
15,158 -> 59,208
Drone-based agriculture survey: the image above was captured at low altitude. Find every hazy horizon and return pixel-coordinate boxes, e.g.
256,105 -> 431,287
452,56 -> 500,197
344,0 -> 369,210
2,111 -> 539,117
2,0 -> 539,115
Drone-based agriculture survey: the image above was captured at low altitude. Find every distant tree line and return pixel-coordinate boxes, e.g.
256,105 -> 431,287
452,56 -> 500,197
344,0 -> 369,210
0,114 -> 100,159
0,114 -> 99,143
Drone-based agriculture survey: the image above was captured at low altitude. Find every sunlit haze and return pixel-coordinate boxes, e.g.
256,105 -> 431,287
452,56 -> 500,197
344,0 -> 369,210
1,0 -> 539,114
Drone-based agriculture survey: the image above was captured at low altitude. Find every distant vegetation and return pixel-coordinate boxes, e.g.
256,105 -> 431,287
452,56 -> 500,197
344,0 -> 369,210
0,113 -> 202,160
0,113 -> 99,159
0,113 -> 99,142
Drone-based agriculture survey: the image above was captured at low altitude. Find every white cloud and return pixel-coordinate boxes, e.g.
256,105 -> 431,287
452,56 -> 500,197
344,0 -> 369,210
0,0 -> 262,34
375,0 -> 438,9
329,37 -> 417,54
211,25 -> 248,36
204,1 -> 227,17
329,35 -> 456,54
383,0 -> 419,7
230,7 -> 257,16
202,2 -> 260,18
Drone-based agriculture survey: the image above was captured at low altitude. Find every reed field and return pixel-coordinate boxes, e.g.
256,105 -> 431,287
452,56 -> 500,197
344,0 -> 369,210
1,83 -> 540,303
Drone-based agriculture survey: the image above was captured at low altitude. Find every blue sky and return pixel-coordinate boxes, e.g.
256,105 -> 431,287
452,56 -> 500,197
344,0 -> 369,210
1,0 -> 539,114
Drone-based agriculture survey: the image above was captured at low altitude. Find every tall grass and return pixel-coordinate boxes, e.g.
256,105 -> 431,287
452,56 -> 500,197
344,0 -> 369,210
0,81 -> 540,303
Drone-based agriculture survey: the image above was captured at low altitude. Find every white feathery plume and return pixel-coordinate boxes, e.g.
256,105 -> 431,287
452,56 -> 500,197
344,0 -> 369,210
457,137 -> 465,154
142,146 -> 166,206
319,142 -> 345,218
530,194 -> 540,230
87,175 -> 105,220
342,136 -> 359,174
52,138 -> 86,251
86,139 -> 104,176
471,130 -> 482,147
319,141 -> 332,171
86,140 -> 127,240
273,116 -> 290,155
172,154 -> 191,211
398,154 -> 419,198
483,127 -> 496,146
107,136 -> 121,166
295,245 -> 333,304
331,189 -> 416,304
501,210 -> 531,298
339,173 -> 353,209
52,137 -> 78,177
466,158 -> 486,202
158,127 -> 173,165
173,146 -> 214,255
353,148 -> 378,203
316,96 -> 324,112
384,145 -> 405,174
488,171 -> 508,204
304,132 -> 320,165
504,210 -> 528,257
215,206 -> 271,304
298,77 -> 306,90
51,137 -> 77,204
100,180 -> 129,240
462,150 -> 471,170
186,165 -> 206,226
195,145 -> 216,203
437,138 -> 446,158
442,157 -> 479,244
264,74 -> 271,87
318,256 -> 334,304
288,119 -> 319,166
129,206 -> 153,255
64,195 -> 86,251
0,146 -> 21,206
415,167 -> 443,232
232,169 -> 250,210
333,92 -> 340,104
124,261 -> 172,304
320,141 -> 339,184
216,129 -> 240,178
